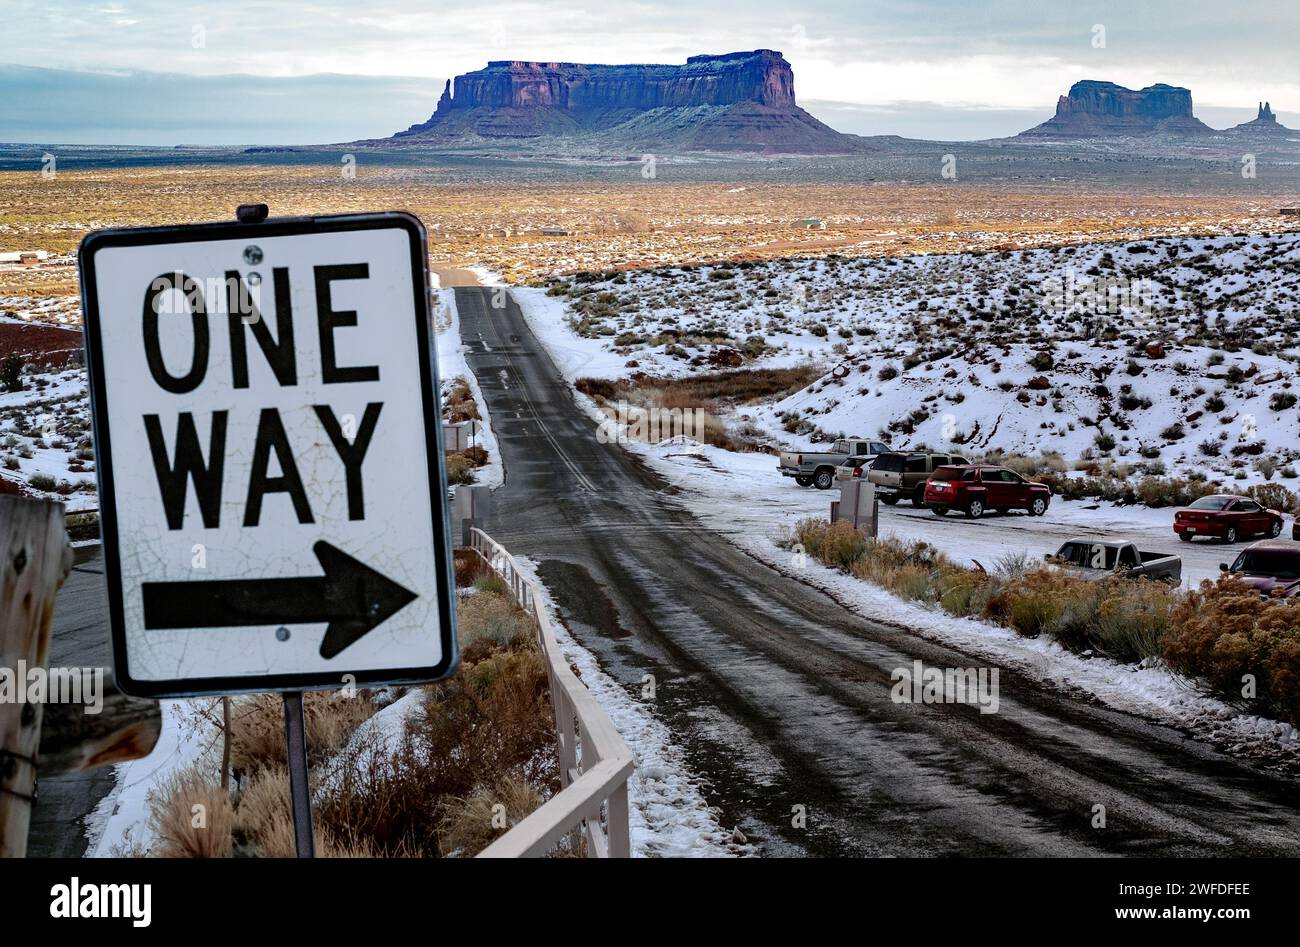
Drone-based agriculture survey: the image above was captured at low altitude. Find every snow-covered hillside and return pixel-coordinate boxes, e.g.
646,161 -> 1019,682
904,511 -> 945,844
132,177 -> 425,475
539,229 -> 1300,485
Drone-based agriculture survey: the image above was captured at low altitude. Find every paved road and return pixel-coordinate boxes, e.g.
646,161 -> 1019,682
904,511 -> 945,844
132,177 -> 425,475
457,285 -> 1300,857
25,553 -> 114,858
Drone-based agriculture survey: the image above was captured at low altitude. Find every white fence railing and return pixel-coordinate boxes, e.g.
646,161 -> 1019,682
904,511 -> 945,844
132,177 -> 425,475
468,528 -> 634,857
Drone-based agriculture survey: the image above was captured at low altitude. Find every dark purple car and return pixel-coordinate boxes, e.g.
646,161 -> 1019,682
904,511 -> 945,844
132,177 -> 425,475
1219,541 -> 1300,598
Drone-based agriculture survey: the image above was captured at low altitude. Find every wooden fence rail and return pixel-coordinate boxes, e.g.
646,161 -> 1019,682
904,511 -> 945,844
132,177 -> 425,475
467,528 -> 634,858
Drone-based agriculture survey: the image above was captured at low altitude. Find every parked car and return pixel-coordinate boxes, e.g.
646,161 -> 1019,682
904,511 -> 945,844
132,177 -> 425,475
1046,539 -> 1182,585
923,464 -> 1051,518
1219,540 -> 1300,598
869,451 -> 969,507
1172,494 -> 1283,544
778,437 -> 891,490
835,453 -> 876,484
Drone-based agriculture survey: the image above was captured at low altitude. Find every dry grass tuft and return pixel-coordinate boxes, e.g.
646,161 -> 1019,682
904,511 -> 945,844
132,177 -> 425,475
148,768 -> 234,858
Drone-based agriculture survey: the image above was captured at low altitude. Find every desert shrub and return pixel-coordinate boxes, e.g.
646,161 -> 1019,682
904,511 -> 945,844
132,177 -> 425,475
1164,578 -> 1300,725
230,691 -> 377,773
989,569 -> 1073,638
1088,581 -> 1175,662
437,775 -> 545,857
794,518 -> 867,570
443,378 -> 481,422
0,355 -> 22,392
27,473 -> 56,491
317,646 -> 555,856
473,572 -> 509,596
445,453 -> 476,485
148,768 -> 234,858
458,589 -> 534,651
1271,392 -> 1297,412
1247,482 -> 1298,514
453,548 -> 492,587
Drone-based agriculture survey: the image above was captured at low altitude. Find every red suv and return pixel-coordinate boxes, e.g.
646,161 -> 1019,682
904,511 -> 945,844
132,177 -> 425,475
1173,494 -> 1283,544
924,465 -> 1051,518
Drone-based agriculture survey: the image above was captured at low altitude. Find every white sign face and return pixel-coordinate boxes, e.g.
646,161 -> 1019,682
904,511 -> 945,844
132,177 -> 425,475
79,213 -> 457,697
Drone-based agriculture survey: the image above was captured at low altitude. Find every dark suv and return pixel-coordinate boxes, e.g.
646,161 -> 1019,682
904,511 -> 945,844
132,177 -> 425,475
869,451 -> 969,507
923,464 -> 1051,518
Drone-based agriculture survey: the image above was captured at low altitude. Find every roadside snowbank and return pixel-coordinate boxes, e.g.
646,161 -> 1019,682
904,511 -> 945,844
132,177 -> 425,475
436,287 -> 502,489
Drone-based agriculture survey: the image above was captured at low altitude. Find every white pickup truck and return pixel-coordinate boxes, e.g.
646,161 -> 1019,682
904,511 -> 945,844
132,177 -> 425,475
778,438 -> 892,489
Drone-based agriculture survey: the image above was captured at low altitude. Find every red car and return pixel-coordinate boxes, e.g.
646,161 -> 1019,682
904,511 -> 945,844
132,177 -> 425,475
923,465 -> 1051,518
1173,495 -> 1283,544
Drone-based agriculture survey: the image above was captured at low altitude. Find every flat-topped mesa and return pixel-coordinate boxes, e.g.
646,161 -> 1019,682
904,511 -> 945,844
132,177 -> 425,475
393,49 -> 857,154
1020,80 -> 1214,138
431,50 -> 797,113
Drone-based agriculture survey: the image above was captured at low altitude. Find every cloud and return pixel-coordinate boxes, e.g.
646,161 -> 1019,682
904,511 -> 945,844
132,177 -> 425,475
3,0 -> 1299,143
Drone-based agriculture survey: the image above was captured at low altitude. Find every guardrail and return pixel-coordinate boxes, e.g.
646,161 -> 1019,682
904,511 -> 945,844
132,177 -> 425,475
468,527 -> 634,858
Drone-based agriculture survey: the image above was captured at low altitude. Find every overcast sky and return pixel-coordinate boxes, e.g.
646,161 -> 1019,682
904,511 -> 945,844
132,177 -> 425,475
4,0 -> 1298,144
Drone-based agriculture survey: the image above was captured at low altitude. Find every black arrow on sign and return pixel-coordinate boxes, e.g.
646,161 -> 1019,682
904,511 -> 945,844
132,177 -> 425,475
141,541 -> 418,659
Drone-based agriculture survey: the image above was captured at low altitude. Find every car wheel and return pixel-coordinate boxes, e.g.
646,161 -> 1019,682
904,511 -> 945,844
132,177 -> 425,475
965,499 -> 984,519
813,469 -> 834,490
931,505 -> 949,517
880,495 -> 899,506
1270,519 -> 1282,538
795,475 -> 813,488
1224,526 -> 1238,544
1029,497 -> 1047,517
1178,533 -> 1193,543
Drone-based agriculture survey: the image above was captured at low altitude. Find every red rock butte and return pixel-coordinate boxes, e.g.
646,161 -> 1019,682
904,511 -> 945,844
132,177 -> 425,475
393,50 -> 862,154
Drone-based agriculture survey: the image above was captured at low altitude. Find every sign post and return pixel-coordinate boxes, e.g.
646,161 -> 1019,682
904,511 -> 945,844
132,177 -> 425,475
78,209 -> 460,855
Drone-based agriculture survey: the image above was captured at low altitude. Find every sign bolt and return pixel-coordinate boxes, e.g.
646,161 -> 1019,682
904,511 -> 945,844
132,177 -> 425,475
243,245 -> 264,265
275,626 -> 290,642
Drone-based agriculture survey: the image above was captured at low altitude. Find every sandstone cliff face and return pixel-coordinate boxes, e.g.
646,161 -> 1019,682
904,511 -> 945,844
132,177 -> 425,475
1021,80 -> 1213,138
395,50 -> 857,154
439,50 -> 796,112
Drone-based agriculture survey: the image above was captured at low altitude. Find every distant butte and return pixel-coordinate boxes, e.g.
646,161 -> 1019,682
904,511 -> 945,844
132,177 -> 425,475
1229,101 -> 1300,137
1019,80 -> 1214,138
390,50 -> 863,154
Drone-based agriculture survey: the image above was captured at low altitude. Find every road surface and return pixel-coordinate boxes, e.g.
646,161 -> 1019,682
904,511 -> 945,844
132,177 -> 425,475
457,285 -> 1300,856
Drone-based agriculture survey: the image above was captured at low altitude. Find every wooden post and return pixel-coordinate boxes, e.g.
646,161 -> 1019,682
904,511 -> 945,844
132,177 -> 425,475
36,672 -> 161,775
0,495 -> 72,858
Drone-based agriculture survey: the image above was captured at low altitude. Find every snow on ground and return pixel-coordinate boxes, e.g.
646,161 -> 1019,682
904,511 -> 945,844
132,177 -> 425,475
0,363 -> 97,509
315,688 -> 422,799
627,437 -> 1300,767
512,554 -> 748,857
633,443 -> 1262,588
511,268 -> 1300,771
86,699 -> 218,856
436,286 -> 502,488
535,230 -> 1300,488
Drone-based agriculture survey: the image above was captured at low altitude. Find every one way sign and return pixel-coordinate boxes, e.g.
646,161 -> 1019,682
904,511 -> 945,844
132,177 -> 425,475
78,212 -> 458,697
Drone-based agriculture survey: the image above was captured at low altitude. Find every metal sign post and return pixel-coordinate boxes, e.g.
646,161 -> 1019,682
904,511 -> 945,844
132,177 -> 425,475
281,691 -> 315,858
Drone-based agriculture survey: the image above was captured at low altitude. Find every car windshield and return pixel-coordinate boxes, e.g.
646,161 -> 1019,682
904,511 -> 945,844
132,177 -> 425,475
1189,497 -> 1233,511
1231,550 -> 1300,579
